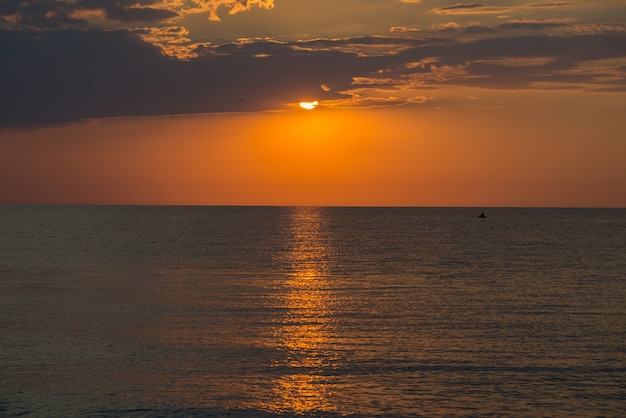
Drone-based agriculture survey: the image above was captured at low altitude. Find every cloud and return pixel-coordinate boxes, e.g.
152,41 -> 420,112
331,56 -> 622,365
89,1 -> 179,22
559,22 -> 626,34
438,3 -> 485,11
2,27 -> 625,128
432,22 -> 462,32
500,18 -> 574,30
434,3 -> 512,15
0,0 -> 274,28
135,26 -> 207,59
0,29 -> 359,127
183,0 -> 275,21
0,0 -> 178,29
390,26 -> 421,33
432,1 -> 580,16
464,23 -> 498,34
527,2 -> 577,8
433,18 -> 577,34
402,33 -> 626,90
0,1 -> 89,28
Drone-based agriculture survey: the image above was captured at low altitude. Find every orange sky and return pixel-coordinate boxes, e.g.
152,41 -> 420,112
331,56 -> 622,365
2,89 -> 624,207
1,1 -> 625,207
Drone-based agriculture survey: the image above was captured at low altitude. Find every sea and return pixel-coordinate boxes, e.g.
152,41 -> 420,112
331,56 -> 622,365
1,206 -> 625,417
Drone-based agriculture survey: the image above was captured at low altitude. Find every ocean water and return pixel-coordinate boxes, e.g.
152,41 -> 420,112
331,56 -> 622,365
1,206 -> 625,417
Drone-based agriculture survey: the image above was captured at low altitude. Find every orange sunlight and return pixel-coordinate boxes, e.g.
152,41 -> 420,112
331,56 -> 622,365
1,90 -> 624,207
265,207 -> 335,414
299,101 -> 319,110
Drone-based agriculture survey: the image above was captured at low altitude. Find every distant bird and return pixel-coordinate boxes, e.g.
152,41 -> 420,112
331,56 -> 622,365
478,212 -> 487,218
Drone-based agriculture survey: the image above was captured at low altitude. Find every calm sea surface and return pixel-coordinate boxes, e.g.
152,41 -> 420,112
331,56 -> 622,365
1,206 -> 625,417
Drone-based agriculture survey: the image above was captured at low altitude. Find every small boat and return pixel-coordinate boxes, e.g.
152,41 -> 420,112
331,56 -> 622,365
478,212 -> 487,218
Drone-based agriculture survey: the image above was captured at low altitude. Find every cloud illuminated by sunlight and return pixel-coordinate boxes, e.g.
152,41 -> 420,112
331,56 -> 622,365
2,0 -> 626,128
159,0 -> 275,21
137,26 -> 206,59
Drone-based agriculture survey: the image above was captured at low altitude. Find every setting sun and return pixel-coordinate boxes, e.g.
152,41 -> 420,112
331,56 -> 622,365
299,101 -> 318,110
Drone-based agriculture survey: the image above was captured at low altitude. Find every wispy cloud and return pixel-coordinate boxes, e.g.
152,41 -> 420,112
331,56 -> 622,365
432,22 -> 462,32
433,3 -> 514,15
500,18 -> 575,29
559,21 -> 626,34
527,2 -> 577,8
390,26 -> 421,33
432,1 -> 580,15
83,0 -> 179,22
432,18 -> 574,34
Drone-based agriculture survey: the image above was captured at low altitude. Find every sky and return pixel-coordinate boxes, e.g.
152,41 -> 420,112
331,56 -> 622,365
1,0 -> 625,207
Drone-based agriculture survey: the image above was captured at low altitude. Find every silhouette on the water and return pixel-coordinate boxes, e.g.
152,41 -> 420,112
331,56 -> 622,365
478,212 -> 487,218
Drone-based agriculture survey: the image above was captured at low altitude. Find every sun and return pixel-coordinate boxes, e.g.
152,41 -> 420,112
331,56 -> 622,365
299,101 -> 319,110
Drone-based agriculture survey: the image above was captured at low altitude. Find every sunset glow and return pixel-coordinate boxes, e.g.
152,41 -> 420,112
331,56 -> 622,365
1,1 -> 625,207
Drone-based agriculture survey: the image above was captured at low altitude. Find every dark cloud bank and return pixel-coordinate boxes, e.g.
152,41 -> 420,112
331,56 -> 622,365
0,0 -> 177,27
1,27 -> 625,128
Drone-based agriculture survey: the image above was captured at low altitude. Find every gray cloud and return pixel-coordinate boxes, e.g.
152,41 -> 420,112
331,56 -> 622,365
0,0 -> 87,28
433,2 -> 580,15
439,3 -> 486,11
396,33 -> 626,90
0,29 -> 361,127
80,0 -> 179,22
434,18 -> 577,34
500,19 -> 573,30
463,24 -> 498,34
434,3 -> 510,14
0,0 -> 178,28
2,27 -> 625,128
528,2 -> 577,8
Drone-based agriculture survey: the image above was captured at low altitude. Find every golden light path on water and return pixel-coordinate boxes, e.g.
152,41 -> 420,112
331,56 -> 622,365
264,207 -> 338,415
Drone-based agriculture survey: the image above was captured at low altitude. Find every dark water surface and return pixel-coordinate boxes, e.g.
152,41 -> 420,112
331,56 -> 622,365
1,206 -> 625,417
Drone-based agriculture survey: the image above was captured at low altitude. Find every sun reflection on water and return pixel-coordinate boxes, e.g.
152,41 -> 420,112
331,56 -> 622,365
265,207 -> 338,415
